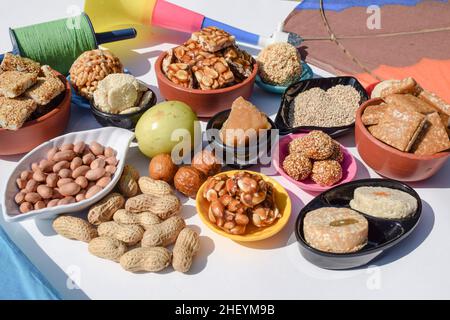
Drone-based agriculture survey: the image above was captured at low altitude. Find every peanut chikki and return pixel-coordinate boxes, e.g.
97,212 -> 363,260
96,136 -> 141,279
368,104 -> 426,152
384,94 -> 437,114
0,71 -> 37,98
165,63 -> 194,88
223,45 -> 254,80
174,39 -> 218,66
191,26 -> 235,52
0,96 -> 37,130
0,53 -> 41,74
412,112 -> 450,155
192,57 -> 235,90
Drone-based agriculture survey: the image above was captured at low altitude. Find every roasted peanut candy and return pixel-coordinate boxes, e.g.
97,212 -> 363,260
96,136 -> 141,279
223,45 -> 254,80
191,26 -> 235,52
193,57 -> 235,90
165,63 -> 194,88
174,39 -> 218,66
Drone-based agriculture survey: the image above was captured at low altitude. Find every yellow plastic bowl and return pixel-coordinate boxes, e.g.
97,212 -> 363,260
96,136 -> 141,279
196,170 -> 292,242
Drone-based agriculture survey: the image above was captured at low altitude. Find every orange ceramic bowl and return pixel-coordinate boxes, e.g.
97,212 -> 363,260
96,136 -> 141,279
155,52 -> 258,118
355,98 -> 450,181
0,72 -> 71,155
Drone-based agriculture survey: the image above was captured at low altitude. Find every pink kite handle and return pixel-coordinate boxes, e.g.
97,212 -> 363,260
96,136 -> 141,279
151,0 -> 204,34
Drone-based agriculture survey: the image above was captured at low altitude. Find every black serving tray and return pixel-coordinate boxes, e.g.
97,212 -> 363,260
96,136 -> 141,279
275,76 -> 369,137
206,109 -> 277,169
295,178 -> 422,270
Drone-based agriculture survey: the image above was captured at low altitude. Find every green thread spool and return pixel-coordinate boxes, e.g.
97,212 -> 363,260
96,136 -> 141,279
11,14 -> 97,75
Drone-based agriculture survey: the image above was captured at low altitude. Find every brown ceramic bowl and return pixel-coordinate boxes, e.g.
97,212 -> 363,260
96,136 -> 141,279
155,52 -> 258,118
0,72 -> 71,156
355,98 -> 450,181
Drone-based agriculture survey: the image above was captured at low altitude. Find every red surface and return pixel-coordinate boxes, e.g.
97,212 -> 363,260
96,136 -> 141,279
152,0 -> 204,34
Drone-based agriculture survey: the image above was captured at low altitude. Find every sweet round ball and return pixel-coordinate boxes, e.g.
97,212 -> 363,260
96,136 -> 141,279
69,49 -> 123,99
149,154 -> 179,183
328,141 -> 344,163
289,131 -> 334,160
311,160 -> 343,186
257,43 -> 302,86
282,153 -> 312,181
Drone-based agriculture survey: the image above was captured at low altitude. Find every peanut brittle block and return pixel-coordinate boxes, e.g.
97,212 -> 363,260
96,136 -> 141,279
223,45 -> 255,80
165,63 -> 194,88
191,26 -> 235,53
174,39 -> 218,66
192,57 -> 235,90
0,71 -> 37,98
380,77 -> 418,98
361,103 -> 389,126
0,96 -> 37,130
384,94 -> 437,114
162,49 -> 176,74
368,105 -> 426,152
412,112 -> 450,155
0,53 -> 41,74
418,89 -> 450,117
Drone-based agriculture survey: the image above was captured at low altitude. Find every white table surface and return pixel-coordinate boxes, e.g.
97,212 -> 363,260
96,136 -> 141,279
1,0 -> 450,300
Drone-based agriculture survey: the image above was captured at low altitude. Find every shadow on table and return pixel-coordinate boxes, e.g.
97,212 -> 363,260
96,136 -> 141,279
407,161 -> 450,189
186,224 -> 215,275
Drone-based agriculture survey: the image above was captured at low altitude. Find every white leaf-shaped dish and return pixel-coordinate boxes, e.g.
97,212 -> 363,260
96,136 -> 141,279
2,127 -> 135,222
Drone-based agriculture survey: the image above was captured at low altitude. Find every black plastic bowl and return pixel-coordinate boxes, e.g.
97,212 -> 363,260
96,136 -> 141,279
275,76 -> 369,137
206,109 -> 277,169
90,87 -> 157,130
295,178 -> 422,270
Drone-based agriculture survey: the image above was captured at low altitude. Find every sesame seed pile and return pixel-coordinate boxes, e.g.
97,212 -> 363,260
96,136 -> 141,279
288,85 -> 361,128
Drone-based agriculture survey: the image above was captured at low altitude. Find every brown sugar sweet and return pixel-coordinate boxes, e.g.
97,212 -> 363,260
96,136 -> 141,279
412,112 -> 450,155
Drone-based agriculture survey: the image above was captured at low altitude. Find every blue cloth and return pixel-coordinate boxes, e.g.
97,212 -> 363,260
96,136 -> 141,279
0,226 -> 60,300
296,0 -> 448,11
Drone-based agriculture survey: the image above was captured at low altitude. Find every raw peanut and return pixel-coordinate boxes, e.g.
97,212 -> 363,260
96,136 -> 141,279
58,168 -> 72,179
75,176 -> 88,189
53,160 -> 70,173
72,165 -> 90,179
118,169 -> 139,198
15,191 -> 26,204
105,156 -> 118,166
70,157 -> 83,170
60,143 -> 74,151
20,170 -> 32,180
25,179 -> 39,192
89,142 -> 104,156
34,201 -> 46,210
172,228 -> 200,273
52,216 -> 98,242
25,192 -> 42,204
138,177 -> 173,196
75,193 -> 86,202
47,147 -> 58,160
52,189 -> 64,199
47,199 -> 59,207
90,158 -> 105,170
39,159 -> 55,173
16,178 -> 27,189
31,162 -> 39,172
20,202 -> 33,213
58,182 -> 81,196
96,176 -> 111,188
97,154 -> 106,159
82,153 -> 95,165
86,168 -> 106,181
88,193 -> 125,225
125,193 -> 181,219
104,147 -> 115,158
141,216 -> 185,247
105,165 -> 117,174
37,185 -> 53,199
58,197 -> 76,205
57,178 -> 74,188
46,173 -> 59,188
53,150 -> 76,162
98,221 -> 144,245
73,141 -> 86,154
113,209 -> 161,230
33,170 -> 46,182
88,237 -> 127,262
86,185 -> 102,199
120,247 -> 171,272
122,165 -> 140,181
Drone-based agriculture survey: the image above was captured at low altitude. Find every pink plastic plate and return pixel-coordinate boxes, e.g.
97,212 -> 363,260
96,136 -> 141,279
273,133 -> 357,192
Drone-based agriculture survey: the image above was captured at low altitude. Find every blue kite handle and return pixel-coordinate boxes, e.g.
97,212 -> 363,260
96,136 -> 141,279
95,28 -> 137,45
202,17 -> 259,46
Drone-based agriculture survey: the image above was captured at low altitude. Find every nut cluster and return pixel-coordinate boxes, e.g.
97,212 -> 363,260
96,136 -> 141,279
15,141 -> 117,213
69,49 -> 123,99
203,171 -> 280,235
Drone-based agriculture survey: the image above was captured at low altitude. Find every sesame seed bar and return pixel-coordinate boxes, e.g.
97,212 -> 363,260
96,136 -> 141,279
0,71 -> 38,98
418,89 -> 450,117
191,26 -> 235,53
380,77 -> 418,98
0,53 -> 41,75
0,96 -> 37,130
192,57 -> 235,90
25,75 -> 65,105
412,112 -> 450,155
384,94 -> 437,114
